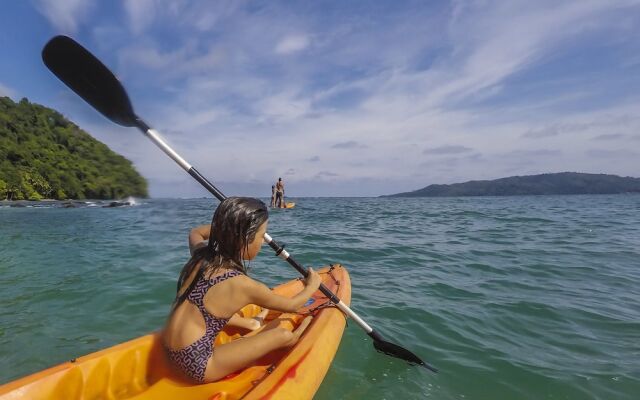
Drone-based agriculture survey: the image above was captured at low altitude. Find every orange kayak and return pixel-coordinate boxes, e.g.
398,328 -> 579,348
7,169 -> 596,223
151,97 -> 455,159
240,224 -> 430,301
0,265 -> 351,400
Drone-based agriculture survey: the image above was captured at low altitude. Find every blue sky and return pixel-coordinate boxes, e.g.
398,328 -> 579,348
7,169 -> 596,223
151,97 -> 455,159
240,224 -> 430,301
1,1 -> 639,197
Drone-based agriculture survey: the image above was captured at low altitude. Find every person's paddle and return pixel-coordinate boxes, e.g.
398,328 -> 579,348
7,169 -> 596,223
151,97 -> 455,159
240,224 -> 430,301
41,35 -> 438,373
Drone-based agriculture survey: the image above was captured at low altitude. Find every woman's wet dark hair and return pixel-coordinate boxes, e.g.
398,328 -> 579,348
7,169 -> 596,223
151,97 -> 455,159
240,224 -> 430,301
173,197 -> 268,307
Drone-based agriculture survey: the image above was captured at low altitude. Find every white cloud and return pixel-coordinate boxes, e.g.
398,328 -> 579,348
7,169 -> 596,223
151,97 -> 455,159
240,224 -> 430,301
275,34 -> 310,55
124,1 -> 244,36
366,1 -> 637,115
119,43 -> 191,70
33,0 -> 94,33
187,1 -> 240,32
423,145 -> 473,155
257,90 -> 312,122
123,0 -> 158,35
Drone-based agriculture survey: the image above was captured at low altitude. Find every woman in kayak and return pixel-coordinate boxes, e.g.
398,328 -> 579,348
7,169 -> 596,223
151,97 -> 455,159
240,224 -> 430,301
163,197 -> 321,383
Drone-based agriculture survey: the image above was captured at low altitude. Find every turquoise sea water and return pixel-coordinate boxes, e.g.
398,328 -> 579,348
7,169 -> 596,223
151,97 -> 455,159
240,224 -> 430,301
1,196 -> 639,399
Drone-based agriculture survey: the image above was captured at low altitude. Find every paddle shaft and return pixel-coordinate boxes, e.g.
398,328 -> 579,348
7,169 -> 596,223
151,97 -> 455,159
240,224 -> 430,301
134,118 -> 376,335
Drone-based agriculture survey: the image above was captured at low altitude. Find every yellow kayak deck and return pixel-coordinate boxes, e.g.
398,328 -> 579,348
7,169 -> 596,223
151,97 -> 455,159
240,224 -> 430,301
0,265 -> 350,400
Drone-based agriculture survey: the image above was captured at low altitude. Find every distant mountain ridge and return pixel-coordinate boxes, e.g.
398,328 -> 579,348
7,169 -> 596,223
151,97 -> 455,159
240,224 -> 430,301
384,172 -> 640,197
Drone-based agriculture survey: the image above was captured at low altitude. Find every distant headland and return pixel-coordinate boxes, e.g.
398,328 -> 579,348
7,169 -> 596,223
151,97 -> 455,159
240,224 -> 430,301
383,172 -> 640,197
0,97 -> 148,201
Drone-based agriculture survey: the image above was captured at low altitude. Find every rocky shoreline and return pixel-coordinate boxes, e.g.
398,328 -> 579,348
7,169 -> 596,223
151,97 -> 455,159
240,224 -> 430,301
1,199 -> 137,208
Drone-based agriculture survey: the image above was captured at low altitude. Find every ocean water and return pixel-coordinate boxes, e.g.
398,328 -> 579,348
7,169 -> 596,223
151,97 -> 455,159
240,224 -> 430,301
1,195 -> 639,399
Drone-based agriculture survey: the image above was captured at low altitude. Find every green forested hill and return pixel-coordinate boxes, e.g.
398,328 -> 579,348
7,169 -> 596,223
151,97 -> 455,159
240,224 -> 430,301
0,97 -> 148,200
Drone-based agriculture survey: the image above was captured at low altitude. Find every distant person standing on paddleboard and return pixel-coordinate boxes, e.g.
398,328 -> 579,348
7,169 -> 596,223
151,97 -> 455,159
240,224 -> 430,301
270,185 -> 276,208
275,177 -> 285,208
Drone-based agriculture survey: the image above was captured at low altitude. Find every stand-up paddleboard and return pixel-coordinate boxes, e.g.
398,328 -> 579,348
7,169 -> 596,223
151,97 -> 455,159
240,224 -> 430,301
0,265 -> 350,400
271,202 -> 295,209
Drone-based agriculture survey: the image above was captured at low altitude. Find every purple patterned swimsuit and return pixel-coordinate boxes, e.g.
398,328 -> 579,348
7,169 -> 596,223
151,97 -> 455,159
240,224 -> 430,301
165,269 -> 242,382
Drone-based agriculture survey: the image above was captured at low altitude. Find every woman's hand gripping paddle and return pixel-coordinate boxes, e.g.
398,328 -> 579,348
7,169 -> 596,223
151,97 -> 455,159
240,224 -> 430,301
41,35 -> 438,373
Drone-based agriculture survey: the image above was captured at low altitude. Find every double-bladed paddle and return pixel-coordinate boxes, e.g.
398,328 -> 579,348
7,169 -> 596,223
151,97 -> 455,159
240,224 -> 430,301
42,35 -> 437,373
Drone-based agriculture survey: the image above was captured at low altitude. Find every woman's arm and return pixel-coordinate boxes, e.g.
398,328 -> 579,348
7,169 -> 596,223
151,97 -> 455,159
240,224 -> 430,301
243,268 -> 321,313
189,224 -> 210,255
227,314 -> 261,330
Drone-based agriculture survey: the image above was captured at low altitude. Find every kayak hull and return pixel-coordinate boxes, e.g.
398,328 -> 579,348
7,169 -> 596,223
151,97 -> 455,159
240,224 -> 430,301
0,265 -> 351,400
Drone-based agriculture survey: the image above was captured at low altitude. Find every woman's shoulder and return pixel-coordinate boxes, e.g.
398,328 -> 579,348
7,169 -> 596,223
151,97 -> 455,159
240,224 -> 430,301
205,268 -> 249,283
204,269 -> 256,302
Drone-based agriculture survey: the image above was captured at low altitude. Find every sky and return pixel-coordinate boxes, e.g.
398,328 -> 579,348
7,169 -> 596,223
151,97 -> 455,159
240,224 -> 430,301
1,0 -> 639,198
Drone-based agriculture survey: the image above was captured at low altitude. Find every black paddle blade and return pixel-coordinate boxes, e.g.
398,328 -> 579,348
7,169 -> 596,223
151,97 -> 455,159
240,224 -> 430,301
370,330 -> 438,373
42,35 -> 137,127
